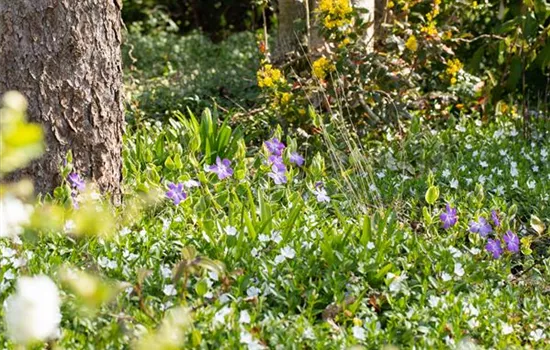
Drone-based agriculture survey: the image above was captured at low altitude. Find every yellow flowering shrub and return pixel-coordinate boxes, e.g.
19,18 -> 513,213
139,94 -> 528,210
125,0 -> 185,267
312,57 -> 335,80
405,35 -> 418,52
446,58 -> 463,85
257,64 -> 285,88
317,0 -> 353,30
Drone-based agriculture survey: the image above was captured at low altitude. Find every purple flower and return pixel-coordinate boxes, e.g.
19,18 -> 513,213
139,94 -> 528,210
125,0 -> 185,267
440,204 -> 458,229
503,230 -> 519,253
469,217 -> 492,237
166,182 -> 187,205
268,155 -> 287,172
208,157 -> 233,180
289,152 -> 304,166
267,165 -> 287,185
68,172 -> 85,191
265,138 -> 285,156
486,239 -> 504,258
491,210 -> 500,227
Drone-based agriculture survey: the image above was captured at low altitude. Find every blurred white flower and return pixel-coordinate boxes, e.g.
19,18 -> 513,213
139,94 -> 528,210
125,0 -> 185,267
441,272 -> 452,282
0,195 -> 33,238
454,263 -> 465,277
246,286 -> 260,298
213,306 -> 232,325
225,226 -> 237,236
450,178 -> 459,189
281,246 -> 296,259
239,310 -> 251,324
4,275 -> 61,345
530,329 -> 545,342
163,284 -> 177,296
352,325 -> 366,341
501,323 -> 513,335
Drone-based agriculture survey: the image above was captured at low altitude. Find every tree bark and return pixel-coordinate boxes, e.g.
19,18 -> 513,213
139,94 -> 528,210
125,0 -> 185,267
0,0 -> 124,201
274,0 -> 306,63
352,0 -> 376,49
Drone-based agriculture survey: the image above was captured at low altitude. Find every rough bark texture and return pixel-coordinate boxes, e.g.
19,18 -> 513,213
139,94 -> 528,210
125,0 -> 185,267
274,0 -> 306,63
0,0 -> 124,201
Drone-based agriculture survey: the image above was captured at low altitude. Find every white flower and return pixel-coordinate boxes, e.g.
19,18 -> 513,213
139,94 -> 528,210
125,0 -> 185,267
454,263 -> 465,277
4,275 -> 61,345
526,180 -> 536,189
119,227 -> 131,236
160,265 -> 172,279
258,234 -> 270,242
98,257 -> 117,270
510,166 -> 519,177
450,178 -> 459,189
239,310 -> 251,324
501,323 -> 513,335
479,161 -> 488,168
183,180 -> 200,188
428,295 -> 440,308
366,242 -> 375,250
270,230 -> 282,244
163,284 -> 177,296
530,329 -> 545,342
441,272 -> 452,282
0,195 -> 33,238
302,327 -> 315,340
240,331 -> 264,349
442,169 -> 451,178
274,254 -> 286,265
225,226 -> 237,236
449,247 -> 463,258
213,306 -> 232,325
246,286 -> 261,298
387,272 -> 407,293
352,325 -> 366,341
280,246 -> 296,259
469,247 -> 481,255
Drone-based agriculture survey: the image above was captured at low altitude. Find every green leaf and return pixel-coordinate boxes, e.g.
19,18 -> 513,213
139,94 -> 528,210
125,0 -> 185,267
422,206 -> 432,225
425,186 -> 439,205
530,215 -> 546,235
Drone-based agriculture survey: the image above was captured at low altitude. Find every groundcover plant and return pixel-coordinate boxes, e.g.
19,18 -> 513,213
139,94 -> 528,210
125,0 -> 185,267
2,1 -> 550,348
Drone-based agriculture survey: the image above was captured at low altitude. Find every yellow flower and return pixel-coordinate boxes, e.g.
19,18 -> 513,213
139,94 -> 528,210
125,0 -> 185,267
446,58 -> 463,85
257,64 -> 285,89
387,1 -> 395,9
353,318 -> 363,327
318,0 -> 352,30
421,22 -> 438,36
405,35 -> 418,52
312,56 -> 335,80
280,92 -> 292,105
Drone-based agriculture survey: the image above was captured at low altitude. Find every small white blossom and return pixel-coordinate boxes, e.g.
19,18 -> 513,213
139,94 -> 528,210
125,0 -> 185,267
454,263 -> 465,277
163,284 -> 177,296
352,326 -> 366,341
530,329 -> 545,342
501,323 -> 513,335
225,226 -> 237,236
246,286 -> 260,298
239,310 -> 251,324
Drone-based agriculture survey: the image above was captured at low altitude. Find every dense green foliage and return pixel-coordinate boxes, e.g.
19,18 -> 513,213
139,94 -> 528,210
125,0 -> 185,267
1,0 -> 550,348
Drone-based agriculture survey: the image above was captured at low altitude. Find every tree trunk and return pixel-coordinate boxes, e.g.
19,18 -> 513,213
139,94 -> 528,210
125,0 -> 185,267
274,0 -> 306,63
0,0 -> 124,202
352,0 -> 376,49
